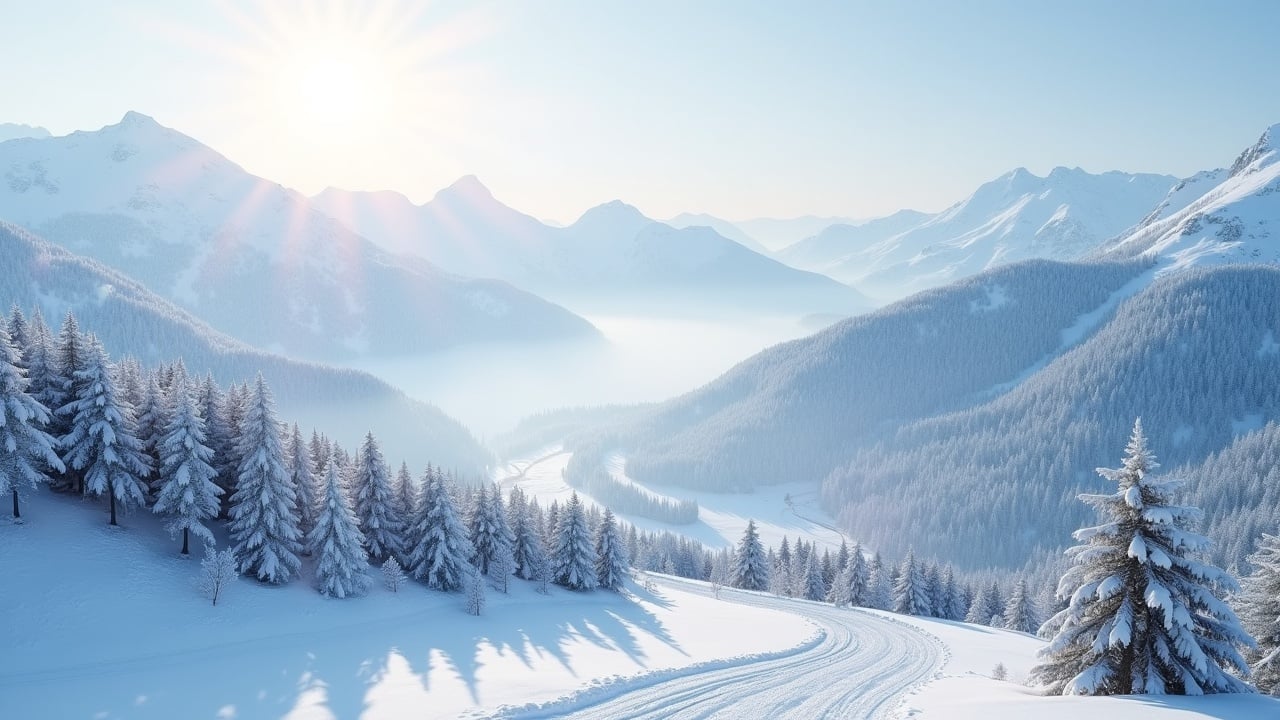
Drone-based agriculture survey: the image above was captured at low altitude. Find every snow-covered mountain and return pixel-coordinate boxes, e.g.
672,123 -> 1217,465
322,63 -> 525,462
1099,123 -> 1280,270
313,184 -> 873,316
664,212 -> 771,254
781,168 -> 1177,300
0,221 -> 489,472
0,113 -> 597,362
0,122 -> 51,142
733,215 -> 861,252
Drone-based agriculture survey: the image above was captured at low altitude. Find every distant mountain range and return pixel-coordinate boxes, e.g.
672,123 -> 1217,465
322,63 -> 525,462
0,123 -> 50,142
313,183 -> 873,316
778,167 -> 1178,301
0,112 -> 597,362
569,123 -> 1280,572
0,221 -> 489,473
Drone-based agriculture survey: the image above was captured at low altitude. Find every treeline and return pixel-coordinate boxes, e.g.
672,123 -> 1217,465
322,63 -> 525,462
0,306 -> 637,609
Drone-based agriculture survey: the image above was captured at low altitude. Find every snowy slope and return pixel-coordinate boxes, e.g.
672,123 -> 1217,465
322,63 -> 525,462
0,113 -> 597,361
1101,124 -> 1280,271
0,490 -> 815,720
313,185 -> 874,316
0,221 -> 489,473
783,168 -> 1176,301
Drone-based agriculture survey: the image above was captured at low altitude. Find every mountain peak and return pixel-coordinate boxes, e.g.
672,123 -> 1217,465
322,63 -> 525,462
432,174 -> 495,204
1229,123 -> 1280,177
570,200 -> 652,237
117,111 -> 161,130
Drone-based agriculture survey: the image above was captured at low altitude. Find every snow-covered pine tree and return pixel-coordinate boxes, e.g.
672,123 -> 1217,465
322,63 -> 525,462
509,487 -> 548,581
394,461 -> 415,522
829,564 -> 853,606
310,461 -> 371,598
1003,578 -> 1040,634
732,520 -> 769,591
966,582 -> 993,624
352,433 -> 403,564
195,375 -> 232,518
925,563 -> 944,618
405,471 -> 473,591
50,312 -> 88,492
594,507 -> 628,591
465,561 -> 486,615
0,326 -> 64,519
152,375 -> 221,554
60,336 -> 151,526
941,565 -> 967,621
227,375 -> 302,584
217,381 -> 248,502
1237,531 -> 1280,694
866,553 -> 892,610
18,311 -> 57,439
309,429 -> 331,478
1031,419 -> 1253,696
133,371 -> 168,496
468,482 -> 513,575
552,492 -> 596,591
6,306 -> 29,362
983,581 -> 1005,627
834,543 -> 869,606
893,549 -> 930,616
286,424 -> 319,544
801,551 -> 826,601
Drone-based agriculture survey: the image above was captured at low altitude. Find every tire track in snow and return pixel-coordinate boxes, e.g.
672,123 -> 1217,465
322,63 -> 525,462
487,575 -> 944,720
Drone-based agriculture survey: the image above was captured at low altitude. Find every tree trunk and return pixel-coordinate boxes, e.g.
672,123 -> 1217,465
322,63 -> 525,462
11,489 -> 19,519
108,481 -> 117,526
181,528 -> 189,555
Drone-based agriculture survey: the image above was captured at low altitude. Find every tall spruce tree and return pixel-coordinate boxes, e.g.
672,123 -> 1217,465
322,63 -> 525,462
352,433 -> 402,564
941,565 -> 967,621
732,520 -> 769,591
133,371 -> 167,495
227,375 -> 301,584
405,471 -> 473,591
552,492 -> 596,590
509,486 -> 547,581
153,375 -> 221,554
0,327 -> 64,518
1238,531 -> 1280,695
286,424 -> 319,543
893,549 -> 930,616
594,507 -> 628,591
1003,578 -> 1040,634
51,312 -> 88,492
468,483 -> 513,575
60,336 -> 151,525
310,461 -> 371,598
1032,420 -> 1253,696
394,461 -> 415,522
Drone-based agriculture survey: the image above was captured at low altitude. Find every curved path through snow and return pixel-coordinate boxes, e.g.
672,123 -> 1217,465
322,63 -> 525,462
493,575 -> 944,719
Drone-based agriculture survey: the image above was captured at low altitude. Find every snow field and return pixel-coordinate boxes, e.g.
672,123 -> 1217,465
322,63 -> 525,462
0,489 -> 814,720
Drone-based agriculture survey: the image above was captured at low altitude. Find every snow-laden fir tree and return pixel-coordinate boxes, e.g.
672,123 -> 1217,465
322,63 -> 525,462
286,424 -> 319,543
394,461 -> 415,522
468,482 -> 513,575
829,564 -> 853,606
310,461 -> 371,598
217,382 -> 248,503
940,565 -> 967,621
893,549 -> 930,616
552,492 -> 596,590
60,336 -> 151,526
465,561 -> 486,615
405,470 -> 473,591
732,520 -> 769,591
352,433 -> 403,564
966,582 -> 993,624
866,553 -> 892,610
509,486 -> 548,580
0,326 -> 64,519
6,306 -> 29,363
800,551 -> 826,601
594,507 -> 628,591
1238,531 -> 1280,694
925,563 -> 944,618
152,375 -> 221,554
227,375 -> 302,584
834,544 -> 869,606
49,312 -> 85,445
1032,419 -> 1253,696
133,371 -> 168,495
18,311 -> 57,438
1003,578 -> 1040,634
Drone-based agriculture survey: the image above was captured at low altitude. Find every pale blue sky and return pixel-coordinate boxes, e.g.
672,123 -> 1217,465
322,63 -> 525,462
3,0 -> 1279,222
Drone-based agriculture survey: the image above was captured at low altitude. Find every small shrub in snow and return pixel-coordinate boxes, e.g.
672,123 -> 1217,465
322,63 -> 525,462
992,662 -> 1008,681
382,557 -> 406,593
199,546 -> 238,606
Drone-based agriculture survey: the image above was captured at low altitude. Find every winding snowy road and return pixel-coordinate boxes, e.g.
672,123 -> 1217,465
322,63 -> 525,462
494,575 -> 944,720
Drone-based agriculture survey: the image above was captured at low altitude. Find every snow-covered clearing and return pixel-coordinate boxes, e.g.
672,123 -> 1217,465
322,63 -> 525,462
494,447 -> 847,552
0,490 -> 813,720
